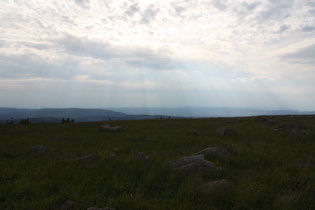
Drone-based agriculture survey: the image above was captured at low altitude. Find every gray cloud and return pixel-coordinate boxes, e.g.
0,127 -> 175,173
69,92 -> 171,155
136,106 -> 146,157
211,0 -> 228,11
19,42 -> 50,50
141,5 -> 159,25
0,53 -> 82,80
301,26 -> 315,32
171,4 -> 187,15
255,1 -> 292,23
233,2 -> 262,17
275,24 -> 290,33
282,44 -> 315,64
124,3 -> 141,17
74,0 -> 90,8
309,9 -> 315,16
56,34 -> 114,60
55,34 -> 177,72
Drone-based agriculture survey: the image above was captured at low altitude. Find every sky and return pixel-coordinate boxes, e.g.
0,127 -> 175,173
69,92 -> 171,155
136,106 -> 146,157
0,0 -> 315,110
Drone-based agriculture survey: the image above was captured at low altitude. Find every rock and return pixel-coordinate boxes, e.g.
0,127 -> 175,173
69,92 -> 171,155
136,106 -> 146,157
198,179 -> 234,195
255,116 -> 269,122
58,200 -> 74,209
99,124 -> 123,132
290,128 -> 309,137
194,147 -> 233,159
108,153 -> 116,158
264,120 -> 277,125
276,122 -> 302,130
136,152 -> 149,163
215,127 -> 236,136
170,155 -> 221,175
71,154 -> 95,161
187,130 -> 199,136
31,145 -> 51,154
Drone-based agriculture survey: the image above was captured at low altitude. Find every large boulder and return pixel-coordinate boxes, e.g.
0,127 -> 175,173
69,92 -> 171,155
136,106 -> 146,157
194,147 -> 233,159
170,155 -> 221,175
99,124 -> 123,132
215,127 -> 236,136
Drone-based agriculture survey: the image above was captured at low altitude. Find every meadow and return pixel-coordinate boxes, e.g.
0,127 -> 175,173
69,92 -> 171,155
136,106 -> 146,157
0,115 -> 314,209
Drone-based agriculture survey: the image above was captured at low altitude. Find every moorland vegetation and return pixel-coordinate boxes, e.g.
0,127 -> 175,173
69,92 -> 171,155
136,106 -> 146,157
0,115 -> 314,209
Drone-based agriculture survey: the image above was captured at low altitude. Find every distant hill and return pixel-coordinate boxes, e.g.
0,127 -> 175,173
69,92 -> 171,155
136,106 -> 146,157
1,107 -> 314,124
0,108 -> 173,124
109,107 -> 315,118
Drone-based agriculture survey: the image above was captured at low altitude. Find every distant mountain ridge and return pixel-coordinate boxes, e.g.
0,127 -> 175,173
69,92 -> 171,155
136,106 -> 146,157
109,107 -> 315,118
0,107 -> 314,124
0,108 -> 172,124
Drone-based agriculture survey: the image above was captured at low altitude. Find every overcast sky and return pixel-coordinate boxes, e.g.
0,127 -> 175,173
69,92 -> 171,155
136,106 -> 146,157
1,0 -> 315,110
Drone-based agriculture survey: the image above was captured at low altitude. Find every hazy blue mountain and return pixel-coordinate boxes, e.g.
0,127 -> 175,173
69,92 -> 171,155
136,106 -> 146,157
0,107 -> 314,124
109,107 -> 315,118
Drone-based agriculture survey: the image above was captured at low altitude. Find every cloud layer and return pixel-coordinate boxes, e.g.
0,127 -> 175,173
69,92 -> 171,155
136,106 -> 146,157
0,0 -> 314,110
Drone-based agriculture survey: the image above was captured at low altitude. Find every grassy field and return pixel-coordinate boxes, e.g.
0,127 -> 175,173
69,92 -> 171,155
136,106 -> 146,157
0,116 -> 314,209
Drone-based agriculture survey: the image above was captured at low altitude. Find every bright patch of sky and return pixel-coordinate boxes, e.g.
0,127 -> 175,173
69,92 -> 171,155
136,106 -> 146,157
0,0 -> 314,110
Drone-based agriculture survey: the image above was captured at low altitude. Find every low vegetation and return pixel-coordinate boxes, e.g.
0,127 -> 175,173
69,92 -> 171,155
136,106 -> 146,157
0,115 -> 314,209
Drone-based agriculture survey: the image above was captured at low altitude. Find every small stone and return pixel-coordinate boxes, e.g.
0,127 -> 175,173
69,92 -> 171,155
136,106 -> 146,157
99,125 -> 123,132
198,179 -> 234,195
290,128 -> 309,136
194,147 -> 233,159
215,127 -> 236,136
264,120 -> 277,125
255,116 -> 269,122
71,154 -> 95,161
276,122 -> 302,129
58,200 -> 74,209
31,145 -> 51,154
108,153 -> 116,158
137,152 -> 149,163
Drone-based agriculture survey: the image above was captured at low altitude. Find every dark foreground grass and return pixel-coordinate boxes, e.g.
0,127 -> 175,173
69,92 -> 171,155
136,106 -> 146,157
0,116 -> 314,209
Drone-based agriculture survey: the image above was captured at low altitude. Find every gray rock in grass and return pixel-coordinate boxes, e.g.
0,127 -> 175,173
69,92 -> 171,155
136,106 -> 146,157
70,154 -> 95,161
215,127 -> 236,136
276,122 -> 302,130
31,145 -> 51,154
170,155 -> 221,175
194,147 -> 233,159
198,179 -> 234,195
99,124 -> 123,132
289,128 -> 309,137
